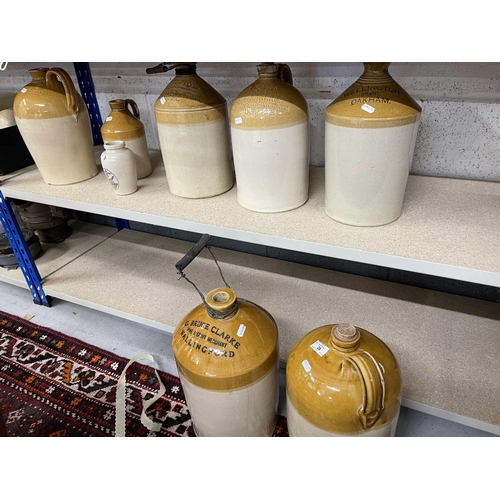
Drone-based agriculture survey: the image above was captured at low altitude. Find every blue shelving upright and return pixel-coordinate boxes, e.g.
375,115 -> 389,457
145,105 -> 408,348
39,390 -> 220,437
0,63 -> 129,306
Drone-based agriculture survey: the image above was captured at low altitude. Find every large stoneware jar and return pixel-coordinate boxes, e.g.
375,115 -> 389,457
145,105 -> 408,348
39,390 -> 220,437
286,323 -> 402,437
325,63 -> 421,226
13,67 -> 98,185
230,63 -> 309,212
101,99 -> 152,179
154,63 -> 233,198
172,287 -> 279,436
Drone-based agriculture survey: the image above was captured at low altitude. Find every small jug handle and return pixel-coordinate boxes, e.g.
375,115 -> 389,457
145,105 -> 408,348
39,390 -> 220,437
347,351 -> 386,430
125,99 -> 140,120
277,64 -> 293,86
46,68 -> 80,116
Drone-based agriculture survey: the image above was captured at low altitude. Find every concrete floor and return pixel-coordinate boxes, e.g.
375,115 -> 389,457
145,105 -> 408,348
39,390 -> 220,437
0,280 -> 494,437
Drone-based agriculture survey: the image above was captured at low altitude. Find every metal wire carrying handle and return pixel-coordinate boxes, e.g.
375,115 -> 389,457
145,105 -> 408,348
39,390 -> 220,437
145,63 -> 177,75
175,234 -> 231,313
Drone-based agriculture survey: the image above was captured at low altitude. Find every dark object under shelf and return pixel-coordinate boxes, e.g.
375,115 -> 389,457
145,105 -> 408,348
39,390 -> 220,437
0,125 -> 34,175
12,200 -> 73,244
0,229 -> 42,269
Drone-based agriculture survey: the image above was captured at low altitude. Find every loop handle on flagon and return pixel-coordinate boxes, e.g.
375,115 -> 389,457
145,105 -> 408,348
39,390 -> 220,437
175,234 -> 235,319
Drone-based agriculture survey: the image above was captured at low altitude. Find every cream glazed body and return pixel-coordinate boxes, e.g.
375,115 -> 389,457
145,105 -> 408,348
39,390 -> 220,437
286,401 -> 400,437
13,67 -> 98,185
180,366 -> 278,437
231,63 -> 309,213
325,120 -> 420,226
157,118 -> 232,198
100,141 -> 137,196
231,124 -> 309,212
325,63 -> 421,226
154,63 -> 234,199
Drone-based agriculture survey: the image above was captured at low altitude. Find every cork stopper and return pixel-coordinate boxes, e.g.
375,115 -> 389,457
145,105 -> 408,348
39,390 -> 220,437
109,99 -> 126,111
257,63 -> 278,77
331,323 -> 361,351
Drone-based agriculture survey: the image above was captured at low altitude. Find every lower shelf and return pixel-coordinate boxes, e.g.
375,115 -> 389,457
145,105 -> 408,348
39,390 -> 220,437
0,220 -> 117,287
1,226 -> 499,434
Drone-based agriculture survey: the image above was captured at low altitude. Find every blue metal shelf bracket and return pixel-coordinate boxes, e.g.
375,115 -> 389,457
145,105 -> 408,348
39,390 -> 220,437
115,219 -> 130,231
0,191 -> 51,307
73,62 -> 104,146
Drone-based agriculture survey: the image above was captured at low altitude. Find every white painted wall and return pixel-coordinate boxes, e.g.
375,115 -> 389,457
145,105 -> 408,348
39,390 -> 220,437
2,62 -> 499,181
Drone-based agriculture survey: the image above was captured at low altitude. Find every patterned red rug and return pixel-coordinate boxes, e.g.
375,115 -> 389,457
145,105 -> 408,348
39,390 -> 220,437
0,310 -> 288,437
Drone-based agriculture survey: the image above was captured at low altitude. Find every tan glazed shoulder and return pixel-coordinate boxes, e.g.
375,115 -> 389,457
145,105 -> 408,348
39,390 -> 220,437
14,68 -> 84,120
231,76 -> 308,130
326,63 -> 421,128
172,289 -> 278,391
154,74 -> 227,125
101,99 -> 145,141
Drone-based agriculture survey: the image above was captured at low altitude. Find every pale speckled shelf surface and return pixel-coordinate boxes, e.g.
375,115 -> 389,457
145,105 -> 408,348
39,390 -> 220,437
1,149 -> 500,286
34,229 -> 500,429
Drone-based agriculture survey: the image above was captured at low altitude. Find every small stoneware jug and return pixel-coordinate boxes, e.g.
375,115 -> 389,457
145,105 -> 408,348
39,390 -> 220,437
286,323 -> 402,437
101,99 -> 153,179
13,67 -> 98,185
230,62 -> 309,213
325,62 -> 421,226
100,141 -> 137,196
171,234 -> 279,437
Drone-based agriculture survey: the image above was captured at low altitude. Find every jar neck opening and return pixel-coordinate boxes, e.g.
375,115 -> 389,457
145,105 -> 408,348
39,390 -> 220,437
257,63 -> 278,78
104,141 -> 126,150
358,62 -> 393,84
175,64 -> 197,76
205,288 -> 238,319
29,68 -> 49,81
109,99 -> 126,111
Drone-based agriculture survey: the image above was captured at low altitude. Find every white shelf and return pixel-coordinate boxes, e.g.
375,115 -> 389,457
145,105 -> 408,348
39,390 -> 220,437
1,149 -> 499,287
1,227 -> 498,434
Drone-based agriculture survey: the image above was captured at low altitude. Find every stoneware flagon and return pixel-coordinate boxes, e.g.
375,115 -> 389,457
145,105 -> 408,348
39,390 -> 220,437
230,63 -> 309,213
100,141 -> 138,196
13,67 -> 98,185
101,99 -> 153,179
171,235 -> 279,436
153,63 -> 234,199
286,323 -> 402,437
325,63 -> 421,226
